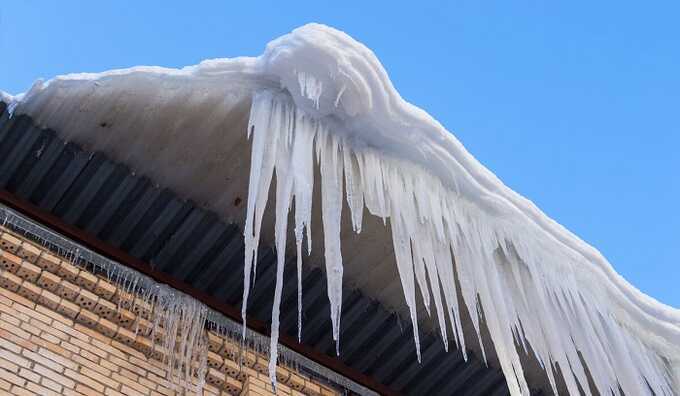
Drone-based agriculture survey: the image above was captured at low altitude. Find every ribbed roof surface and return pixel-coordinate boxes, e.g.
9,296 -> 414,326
0,100 -> 521,395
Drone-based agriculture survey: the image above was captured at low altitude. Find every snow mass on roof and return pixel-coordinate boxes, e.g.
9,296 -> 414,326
4,23 -> 679,396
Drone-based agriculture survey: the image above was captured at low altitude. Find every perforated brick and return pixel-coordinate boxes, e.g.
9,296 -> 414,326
95,317 -> 118,338
35,252 -> 61,272
15,261 -> 41,283
207,351 -> 224,370
36,271 -> 60,291
93,279 -> 116,300
38,289 -> 61,310
0,270 -> 22,292
206,367 -> 225,388
93,298 -> 116,320
0,233 -> 21,254
56,298 -> 80,319
0,251 -> 21,273
56,261 -> 80,282
16,243 -> 40,264
57,280 -> 80,301
131,297 -> 153,319
115,308 -> 136,329
75,309 -> 99,328
75,270 -> 98,291
134,334 -> 153,355
114,325 -> 136,347
224,376 -> 243,394
17,280 -> 41,301
74,289 -> 99,311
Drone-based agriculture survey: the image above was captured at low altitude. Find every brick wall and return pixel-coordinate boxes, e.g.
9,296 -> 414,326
0,227 -> 339,396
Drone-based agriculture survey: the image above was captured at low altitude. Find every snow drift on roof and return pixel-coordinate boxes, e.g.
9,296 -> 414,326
5,23 -> 679,396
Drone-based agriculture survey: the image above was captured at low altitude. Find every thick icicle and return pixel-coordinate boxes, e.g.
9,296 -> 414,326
269,96 -> 295,386
243,91 -> 279,338
317,127 -> 345,353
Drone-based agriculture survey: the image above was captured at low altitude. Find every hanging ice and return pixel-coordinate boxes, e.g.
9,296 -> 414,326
239,24 -> 680,396
6,22 -> 679,396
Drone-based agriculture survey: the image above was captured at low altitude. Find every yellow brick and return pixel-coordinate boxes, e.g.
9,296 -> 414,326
38,346 -> 78,370
74,288 -> 99,310
0,318 -> 32,341
105,388 -> 126,396
38,289 -> 61,310
223,358 -> 240,379
115,308 -> 135,329
93,298 -> 116,320
109,339 -> 145,361
36,252 -> 61,272
0,233 -> 22,254
96,318 -> 118,338
17,280 -> 42,302
131,297 -> 153,319
206,331 -> 224,352
0,251 -> 22,273
57,280 -> 80,301
0,367 -> 26,388
26,381 -> 61,396
37,270 -> 61,291
207,350 -> 223,369
15,261 -> 41,283
10,384 -> 33,396
113,290 -> 134,309
134,334 -> 153,355
56,298 -> 81,319
111,355 -> 148,377
64,368 -> 105,392
36,303 -> 73,325
18,367 -> 40,384
288,374 -> 305,391
136,317 -> 153,336
275,366 -> 291,383
303,380 -> 322,396
0,270 -> 22,292
113,372 -> 151,394
56,261 -> 80,282
75,383 -> 101,395
113,325 -> 136,346
121,384 -> 146,396
206,367 -> 225,388
41,376 -> 64,393
33,363 -> 76,388
222,340 -> 240,361
224,376 -> 242,394
93,279 -> 117,300
16,243 -> 41,264
80,366 -> 119,390
75,309 -> 99,328
75,270 -> 98,291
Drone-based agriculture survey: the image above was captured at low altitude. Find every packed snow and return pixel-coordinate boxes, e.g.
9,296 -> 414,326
4,23 -> 679,396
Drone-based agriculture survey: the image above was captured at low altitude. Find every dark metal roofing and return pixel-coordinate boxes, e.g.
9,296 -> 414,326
0,101 -> 515,395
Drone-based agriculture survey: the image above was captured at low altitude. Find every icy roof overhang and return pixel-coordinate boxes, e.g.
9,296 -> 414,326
0,99 -> 509,395
3,23 -> 678,396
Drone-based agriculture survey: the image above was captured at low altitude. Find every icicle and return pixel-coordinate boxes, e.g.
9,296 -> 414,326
317,127 -> 345,354
291,110 -> 315,343
241,89 -> 678,396
242,91 -> 280,338
268,96 -> 295,386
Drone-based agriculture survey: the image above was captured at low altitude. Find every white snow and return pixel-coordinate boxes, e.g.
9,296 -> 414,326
4,23 -> 679,396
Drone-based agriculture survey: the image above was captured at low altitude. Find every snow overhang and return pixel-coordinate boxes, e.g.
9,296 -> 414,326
3,23 -> 678,396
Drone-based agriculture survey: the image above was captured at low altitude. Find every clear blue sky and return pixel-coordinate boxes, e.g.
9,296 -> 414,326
2,1 -> 678,307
